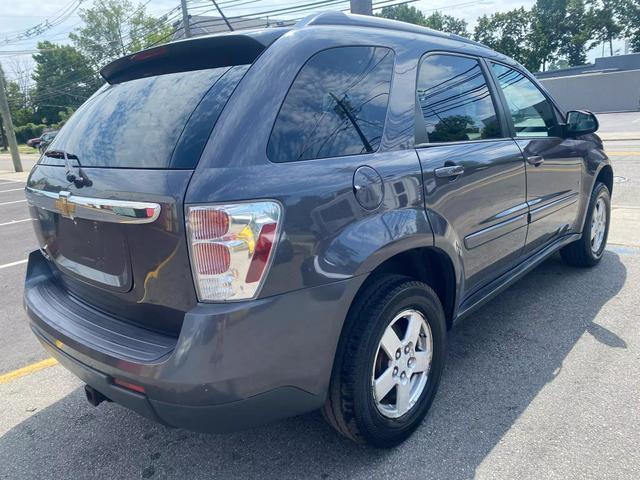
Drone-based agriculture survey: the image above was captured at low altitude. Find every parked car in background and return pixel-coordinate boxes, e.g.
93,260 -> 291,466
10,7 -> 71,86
37,130 -> 58,154
23,12 -> 612,448
27,137 -> 42,148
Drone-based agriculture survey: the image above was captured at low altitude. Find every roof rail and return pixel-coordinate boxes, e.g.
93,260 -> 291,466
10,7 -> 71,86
295,11 -> 484,48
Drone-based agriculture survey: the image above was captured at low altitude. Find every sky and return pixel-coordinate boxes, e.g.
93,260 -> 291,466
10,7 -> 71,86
0,0 -> 627,81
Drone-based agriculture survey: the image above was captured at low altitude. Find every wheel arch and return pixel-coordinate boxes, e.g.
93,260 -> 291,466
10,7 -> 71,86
595,164 -> 613,195
352,247 -> 457,330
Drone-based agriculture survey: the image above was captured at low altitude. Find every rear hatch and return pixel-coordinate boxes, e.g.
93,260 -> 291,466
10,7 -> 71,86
25,32 -> 285,336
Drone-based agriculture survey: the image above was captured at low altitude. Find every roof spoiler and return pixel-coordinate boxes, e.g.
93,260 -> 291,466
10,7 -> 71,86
100,28 -> 289,84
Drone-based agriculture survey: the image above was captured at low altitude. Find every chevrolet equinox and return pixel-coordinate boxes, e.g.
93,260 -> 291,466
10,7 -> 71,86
24,12 -> 613,447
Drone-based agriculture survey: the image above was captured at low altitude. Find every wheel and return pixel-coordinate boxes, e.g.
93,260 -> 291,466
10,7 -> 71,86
322,275 -> 447,447
561,182 -> 611,268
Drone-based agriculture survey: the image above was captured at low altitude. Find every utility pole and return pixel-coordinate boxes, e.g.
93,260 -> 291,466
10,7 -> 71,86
180,0 -> 191,38
350,0 -> 372,15
0,118 -> 7,151
0,66 -> 22,173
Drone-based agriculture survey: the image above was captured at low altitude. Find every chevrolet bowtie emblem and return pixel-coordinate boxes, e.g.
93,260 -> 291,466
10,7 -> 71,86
55,191 -> 76,219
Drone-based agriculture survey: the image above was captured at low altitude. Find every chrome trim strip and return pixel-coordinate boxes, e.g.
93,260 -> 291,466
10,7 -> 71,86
464,213 -> 528,250
529,193 -> 579,223
25,187 -> 161,224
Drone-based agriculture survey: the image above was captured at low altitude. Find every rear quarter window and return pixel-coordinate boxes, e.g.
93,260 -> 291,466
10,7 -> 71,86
267,46 -> 395,163
43,65 -> 249,169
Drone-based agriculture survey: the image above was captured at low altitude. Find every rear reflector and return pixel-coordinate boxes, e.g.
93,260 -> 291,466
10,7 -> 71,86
186,202 -> 282,302
113,378 -> 146,394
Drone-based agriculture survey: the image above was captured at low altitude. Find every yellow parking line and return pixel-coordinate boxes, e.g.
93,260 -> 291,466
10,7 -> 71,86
0,358 -> 58,385
607,152 -> 640,156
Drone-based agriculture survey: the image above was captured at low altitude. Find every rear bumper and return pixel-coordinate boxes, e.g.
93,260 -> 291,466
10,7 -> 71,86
24,250 -> 365,432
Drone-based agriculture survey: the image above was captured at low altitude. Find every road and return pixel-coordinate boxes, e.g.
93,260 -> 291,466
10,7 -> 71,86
0,141 -> 639,479
596,112 -> 640,140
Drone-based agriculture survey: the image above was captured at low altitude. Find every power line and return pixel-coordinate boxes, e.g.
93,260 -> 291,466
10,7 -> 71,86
185,0 -> 419,32
7,0 -> 421,107
6,6 -> 182,107
0,0 -> 84,46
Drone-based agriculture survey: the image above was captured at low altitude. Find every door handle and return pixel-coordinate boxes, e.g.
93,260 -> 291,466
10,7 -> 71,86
434,165 -> 465,178
526,155 -> 544,166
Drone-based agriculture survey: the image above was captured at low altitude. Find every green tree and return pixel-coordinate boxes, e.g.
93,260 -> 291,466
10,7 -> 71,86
474,9 -> 539,70
5,80 -> 33,126
377,5 -> 469,36
424,11 -> 470,37
621,0 -> 640,52
376,4 -> 426,25
69,0 -> 173,67
31,41 -> 100,124
530,0 -> 568,71
548,58 -> 571,69
559,0 -> 592,65
587,0 -> 626,56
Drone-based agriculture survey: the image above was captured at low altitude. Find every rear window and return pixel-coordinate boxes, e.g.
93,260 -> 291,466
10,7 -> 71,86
267,46 -> 395,163
42,65 -> 249,169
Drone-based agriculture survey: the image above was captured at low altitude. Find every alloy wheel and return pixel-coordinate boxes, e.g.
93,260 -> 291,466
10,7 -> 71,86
371,309 -> 433,419
591,197 -> 607,254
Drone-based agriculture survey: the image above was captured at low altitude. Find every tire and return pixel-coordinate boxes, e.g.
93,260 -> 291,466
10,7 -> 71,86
561,181 -> 611,268
322,275 -> 447,447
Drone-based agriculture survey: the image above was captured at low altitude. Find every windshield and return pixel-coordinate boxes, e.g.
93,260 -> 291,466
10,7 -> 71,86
42,65 -> 249,169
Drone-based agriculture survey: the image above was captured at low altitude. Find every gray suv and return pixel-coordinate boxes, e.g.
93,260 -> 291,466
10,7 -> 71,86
24,12 -> 612,447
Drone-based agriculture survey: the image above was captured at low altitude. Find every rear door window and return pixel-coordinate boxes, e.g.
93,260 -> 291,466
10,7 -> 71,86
267,46 -> 395,163
416,54 -> 502,143
42,65 -> 249,169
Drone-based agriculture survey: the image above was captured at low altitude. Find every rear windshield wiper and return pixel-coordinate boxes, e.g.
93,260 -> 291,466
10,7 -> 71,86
45,150 -> 92,188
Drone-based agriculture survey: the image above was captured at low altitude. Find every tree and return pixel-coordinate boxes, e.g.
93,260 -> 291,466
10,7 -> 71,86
530,0 -> 568,71
5,80 -> 33,126
377,5 -> 469,36
548,58 -> 571,69
69,0 -> 173,68
474,9 -> 539,71
559,0 -> 592,66
7,57 -> 33,105
31,41 -> 100,124
587,0 -> 626,56
376,5 -> 426,25
621,0 -> 640,52
424,12 -> 470,37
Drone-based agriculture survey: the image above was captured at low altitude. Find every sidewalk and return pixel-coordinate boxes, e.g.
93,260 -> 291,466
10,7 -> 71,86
599,133 -> 640,141
596,111 -> 640,141
0,154 -> 37,182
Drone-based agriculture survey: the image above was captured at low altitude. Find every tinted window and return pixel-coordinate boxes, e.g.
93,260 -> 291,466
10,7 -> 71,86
491,63 -> 557,137
268,46 -> 394,163
417,54 -> 501,143
44,66 -> 248,169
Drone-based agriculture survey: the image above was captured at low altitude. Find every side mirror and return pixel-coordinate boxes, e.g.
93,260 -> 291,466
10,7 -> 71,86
564,110 -> 599,137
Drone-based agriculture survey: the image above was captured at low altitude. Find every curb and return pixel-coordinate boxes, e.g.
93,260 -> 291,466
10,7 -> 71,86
600,135 -> 640,141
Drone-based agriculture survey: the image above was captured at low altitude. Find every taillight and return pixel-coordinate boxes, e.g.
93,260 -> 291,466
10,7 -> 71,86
186,201 -> 282,302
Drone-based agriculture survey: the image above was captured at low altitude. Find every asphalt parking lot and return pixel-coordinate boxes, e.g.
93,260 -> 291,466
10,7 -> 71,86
1,129 -> 639,479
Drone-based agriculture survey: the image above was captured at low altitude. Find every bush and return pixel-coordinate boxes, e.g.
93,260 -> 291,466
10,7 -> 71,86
14,123 -> 48,144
